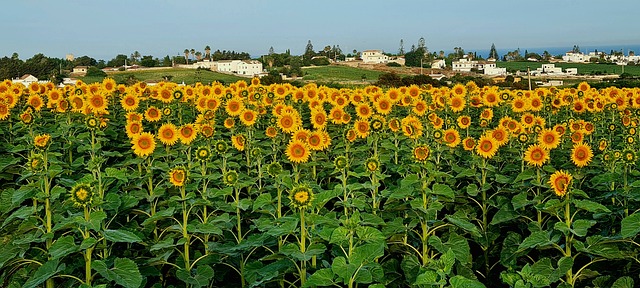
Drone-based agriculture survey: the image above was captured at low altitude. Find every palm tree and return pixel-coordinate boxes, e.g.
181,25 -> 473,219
184,49 -> 190,64
205,45 -> 211,60
195,51 -> 202,61
190,49 -> 195,62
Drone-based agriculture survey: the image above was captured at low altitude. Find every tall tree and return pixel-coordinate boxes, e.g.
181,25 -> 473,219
269,46 -> 275,55
190,49 -> 196,61
303,40 -> 315,65
205,45 -> 211,60
399,39 -> 405,55
184,49 -> 190,64
195,51 -> 202,61
489,43 -> 499,60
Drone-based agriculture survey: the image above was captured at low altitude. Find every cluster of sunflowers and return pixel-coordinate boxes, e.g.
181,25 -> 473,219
3,78 -> 640,199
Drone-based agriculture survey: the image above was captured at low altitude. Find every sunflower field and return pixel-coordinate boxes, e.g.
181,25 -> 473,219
2,78 -> 640,288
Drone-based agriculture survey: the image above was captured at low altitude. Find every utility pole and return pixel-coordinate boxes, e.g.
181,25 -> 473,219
527,66 -> 532,90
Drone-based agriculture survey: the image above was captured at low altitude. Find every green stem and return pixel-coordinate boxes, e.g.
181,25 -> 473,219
565,194 -> 573,285
181,185 -> 190,270
300,209 -> 307,286
235,187 -> 242,243
83,206 -> 92,286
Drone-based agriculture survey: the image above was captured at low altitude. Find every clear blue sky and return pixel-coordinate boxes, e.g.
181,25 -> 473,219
2,0 -> 638,61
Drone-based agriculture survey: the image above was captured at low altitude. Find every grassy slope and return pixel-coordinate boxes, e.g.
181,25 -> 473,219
80,68 -> 247,85
496,61 -> 640,76
302,65 -> 389,83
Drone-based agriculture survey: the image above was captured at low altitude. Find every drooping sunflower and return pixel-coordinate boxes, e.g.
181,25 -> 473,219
34,134 -> 51,150
28,152 -> 45,172
476,134 -> 499,159
286,139 -> 310,163
413,145 -> 431,163
157,123 -> 179,146
266,162 -> 283,177
388,118 -> 400,133
178,124 -> 198,145
20,111 -> 33,125
401,115 -> 423,139
549,170 -> 572,197
537,128 -> 561,150
365,157 -> 380,173
200,124 -> 215,139
168,166 -> 187,187
524,144 -> 549,167
231,134 -> 246,151
346,129 -> 357,142
70,183 -> 93,207
130,132 -> 156,157
144,106 -> 162,122
571,142 -> 593,167
289,185 -> 314,210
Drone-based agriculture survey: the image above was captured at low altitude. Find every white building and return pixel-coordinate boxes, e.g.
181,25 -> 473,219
530,64 -> 576,76
484,66 -> 507,76
216,60 -> 263,76
431,59 -> 446,69
562,52 -> 588,63
452,57 -> 478,72
361,50 -> 389,64
12,74 -> 40,86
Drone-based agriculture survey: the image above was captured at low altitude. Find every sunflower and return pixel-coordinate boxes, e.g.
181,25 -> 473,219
374,97 -> 393,115
456,115 -> 471,129
34,134 -> 51,149
310,109 -> 328,130
598,139 -> 608,151
87,93 -> 108,113
289,185 -> 314,210
0,103 -> 9,120
346,129 -> 357,142
144,106 -> 162,122
449,95 -> 466,113
476,134 -> 499,159
354,119 -> 370,139
86,115 -> 99,130
451,83 -> 466,97
307,131 -> 324,151
178,124 -> 198,145
401,115 -> 423,139
239,109 -> 258,126
277,112 -> 300,134
412,99 -> 428,116
491,127 -> 509,146
356,103 -> 373,119
461,137 -> 475,151
571,142 -> 593,167
293,129 -> 310,142
570,131 -> 584,144
549,170 -> 572,197
200,124 -> 215,139
286,139 -> 310,163
365,157 -> 381,173
266,162 -> 283,177
70,183 -> 93,207
130,132 -> 156,157
168,166 -> 187,187
20,111 -> 33,125
120,94 -> 139,111
225,98 -> 244,117
537,128 -> 561,150
511,97 -> 528,113
413,145 -> 430,163
334,155 -> 348,170
388,118 -> 400,133
223,117 -> 235,129
623,148 -> 637,165
223,170 -> 238,186
482,90 -> 500,107
156,123 -> 178,146
442,128 -> 461,148
370,115 -> 385,133
215,140 -> 228,154
231,134 -> 246,151
27,94 -> 44,111
524,144 -> 549,167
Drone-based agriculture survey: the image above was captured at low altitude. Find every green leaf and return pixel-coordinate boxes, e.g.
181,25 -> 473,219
22,259 -> 64,288
441,248 -> 456,274
150,238 -> 175,251
11,186 -> 36,206
572,219 -> 596,237
176,266 -> 214,287
519,231 -> 550,250
490,204 -> 518,225
514,169 -> 535,182
414,270 -> 438,285
573,199 -> 611,213
0,155 -> 19,172
97,258 -> 142,288
80,237 -> 98,250
350,242 -> 384,265
449,275 -> 487,288
466,184 -> 478,196
494,174 -> 511,184
355,226 -> 385,242
104,229 -> 142,243
512,192 -> 530,210
332,256 -> 357,285
0,243 -> 20,269
105,167 -> 128,182
330,227 -> 350,244
446,215 -> 482,238
611,276 -> 634,288
431,183 -> 455,199
49,236 -> 79,260
252,193 -> 272,211
621,212 -> 640,238
2,206 -> 33,229
304,268 -> 336,287
86,210 -> 107,231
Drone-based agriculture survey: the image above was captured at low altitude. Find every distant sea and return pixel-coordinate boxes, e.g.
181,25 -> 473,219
470,44 -> 640,59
